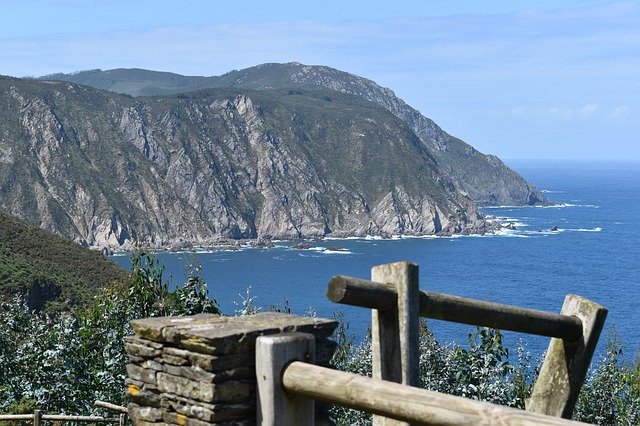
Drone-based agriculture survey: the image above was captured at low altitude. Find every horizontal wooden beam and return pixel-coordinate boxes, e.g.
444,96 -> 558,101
327,275 -> 583,340
327,276 -> 397,311
282,361 -> 588,425
94,400 -> 128,414
0,415 -> 33,421
42,415 -> 121,423
0,415 -> 120,423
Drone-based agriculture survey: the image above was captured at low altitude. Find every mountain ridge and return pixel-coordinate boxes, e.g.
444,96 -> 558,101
1,76 -> 489,250
43,63 -> 546,207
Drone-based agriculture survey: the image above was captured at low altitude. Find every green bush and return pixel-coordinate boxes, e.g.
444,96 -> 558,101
573,336 -> 640,424
330,324 -> 534,425
329,325 -> 640,425
0,251 -> 219,415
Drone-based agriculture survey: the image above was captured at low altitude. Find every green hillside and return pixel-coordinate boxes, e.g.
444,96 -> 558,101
42,63 -> 546,207
0,209 -> 128,311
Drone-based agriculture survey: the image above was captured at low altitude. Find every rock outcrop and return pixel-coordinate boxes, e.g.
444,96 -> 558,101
0,77 -> 488,250
46,63 -> 547,207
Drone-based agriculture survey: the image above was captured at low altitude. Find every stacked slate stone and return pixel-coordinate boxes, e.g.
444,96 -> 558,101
125,312 -> 338,425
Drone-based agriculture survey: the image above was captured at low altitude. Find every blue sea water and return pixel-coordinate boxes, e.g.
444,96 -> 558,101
113,160 -> 640,360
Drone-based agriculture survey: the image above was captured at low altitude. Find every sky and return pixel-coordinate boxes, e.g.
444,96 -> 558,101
0,0 -> 638,160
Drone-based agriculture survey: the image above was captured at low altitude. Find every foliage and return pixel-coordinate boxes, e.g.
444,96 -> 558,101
0,210 -> 128,312
330,324 -> 534,425
0,251 -> 219,415
2,249 -> 640,425
573,335 -> 640,424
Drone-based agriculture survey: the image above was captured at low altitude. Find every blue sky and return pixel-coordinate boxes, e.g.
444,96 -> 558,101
1,0 -> 638,160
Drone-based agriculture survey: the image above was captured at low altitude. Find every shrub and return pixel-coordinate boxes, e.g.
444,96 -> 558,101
329,324 -> 534,425
0,251 -> 219,415
573,335 -> 640,424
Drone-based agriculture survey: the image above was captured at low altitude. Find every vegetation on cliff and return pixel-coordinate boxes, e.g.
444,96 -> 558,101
0,251 -> 218,416
0,210 -> 128,311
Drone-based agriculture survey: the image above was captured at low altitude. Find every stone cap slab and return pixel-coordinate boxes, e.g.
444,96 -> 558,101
131,313 -> 338,355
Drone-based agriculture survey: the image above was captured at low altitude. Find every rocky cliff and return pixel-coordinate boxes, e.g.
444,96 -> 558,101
213,63 -> 547,206
48,63 -> 546,207
0,77 -> 488,250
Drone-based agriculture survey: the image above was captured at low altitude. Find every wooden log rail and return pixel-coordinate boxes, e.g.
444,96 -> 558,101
256,333 -> 591,425
0,405 -> 126,425
326,263 -> 607,421
0,413 -> 124,424
327,275 -> 583,340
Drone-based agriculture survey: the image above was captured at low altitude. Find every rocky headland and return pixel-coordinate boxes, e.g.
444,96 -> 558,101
0,63 -> 545,251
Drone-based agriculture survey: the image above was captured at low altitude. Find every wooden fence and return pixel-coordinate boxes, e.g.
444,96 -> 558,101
0,401 -> 127,425
257,261 -> 607,425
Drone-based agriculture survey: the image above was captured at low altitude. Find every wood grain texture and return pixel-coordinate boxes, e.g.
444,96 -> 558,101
282,361 -> 590,426
327,275 -> 582,340
527,294 -> 607,418
371,262 -> 419,426
256,333 -> 315,425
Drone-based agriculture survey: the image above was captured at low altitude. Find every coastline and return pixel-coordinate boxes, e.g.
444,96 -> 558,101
103,220 -> 546,256
101,199 -> 594,257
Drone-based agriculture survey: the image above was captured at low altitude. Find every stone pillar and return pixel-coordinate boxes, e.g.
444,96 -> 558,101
125,312 -> 338,425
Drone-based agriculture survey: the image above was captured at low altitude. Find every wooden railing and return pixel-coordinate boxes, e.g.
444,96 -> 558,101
256,261 -> 607,425
0,401 -> 127,425
256,333 -> 589,425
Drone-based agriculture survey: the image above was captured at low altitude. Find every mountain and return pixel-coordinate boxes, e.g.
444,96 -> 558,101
42,68 -> 219,97
0,209 -> 128,311
45,63 -> 546,207
0,76 -> 488,250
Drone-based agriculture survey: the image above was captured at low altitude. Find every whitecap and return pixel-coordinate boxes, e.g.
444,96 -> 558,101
324,236 -> 363,241
570,227 -> 602,232
409,234 -> 439,240
323,249 -> 353,255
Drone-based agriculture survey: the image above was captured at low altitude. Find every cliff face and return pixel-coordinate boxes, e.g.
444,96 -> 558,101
214,63 -> 547,206
47,63 -> 547,207
0,78 -> 488,250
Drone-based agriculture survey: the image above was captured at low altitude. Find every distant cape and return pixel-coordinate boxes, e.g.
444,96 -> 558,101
0,63 -> 544,250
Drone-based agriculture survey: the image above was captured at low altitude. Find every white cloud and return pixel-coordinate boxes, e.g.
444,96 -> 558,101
579,103 -> 598,116
511,107 -> 525,117
549,106 -> 574,121
607,105 -> 630,120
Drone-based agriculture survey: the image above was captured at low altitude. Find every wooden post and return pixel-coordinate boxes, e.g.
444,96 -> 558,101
32,410 -> 42,426
256,332 -> 315,426
371,262 -> 419,426
527,294 -> 607,418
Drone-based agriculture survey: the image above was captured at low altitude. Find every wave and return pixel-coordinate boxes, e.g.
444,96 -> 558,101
541,189 -> 564,193
491,229 -> 532,238
567,227 -> 602,232
537,203 -> 599,209
324,236 -> 366,241
516,227 -> 602,235
483,203 -> 599,210
323,249 -> 354,255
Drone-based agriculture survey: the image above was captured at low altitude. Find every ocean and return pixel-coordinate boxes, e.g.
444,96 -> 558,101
112,160 -> 640,360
